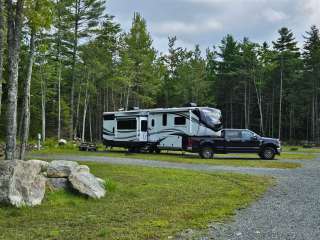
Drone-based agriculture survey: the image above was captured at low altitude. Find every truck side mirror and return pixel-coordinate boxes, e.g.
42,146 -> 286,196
252,135 -> 258,140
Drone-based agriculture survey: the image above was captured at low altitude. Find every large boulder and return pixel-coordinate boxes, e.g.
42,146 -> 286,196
47,160 -> 79,178
28,160 -> 49,172
76,165 -> 90,173
69,171 -> 106,199
0,160 -> 46,207
46,178 -> 69,191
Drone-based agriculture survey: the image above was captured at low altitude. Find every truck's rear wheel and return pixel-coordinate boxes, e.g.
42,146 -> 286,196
260,147 -> 275,160
200,147 -> 214,159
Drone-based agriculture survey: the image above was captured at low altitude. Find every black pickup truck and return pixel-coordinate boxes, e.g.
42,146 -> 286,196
183,129 -> 281,160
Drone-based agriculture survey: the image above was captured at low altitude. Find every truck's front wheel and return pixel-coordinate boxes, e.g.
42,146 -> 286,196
200,147 -> 214,159
260,147 -> 275,160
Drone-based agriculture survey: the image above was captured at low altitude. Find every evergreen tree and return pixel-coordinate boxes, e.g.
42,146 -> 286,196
70,0 -> 106,139
120,13 -> 159,108
273,27 -> 301,140
303,25 -> 320,142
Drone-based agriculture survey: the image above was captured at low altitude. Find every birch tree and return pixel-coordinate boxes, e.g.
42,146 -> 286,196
5,0 -> 24,160
19,0 -> 53,159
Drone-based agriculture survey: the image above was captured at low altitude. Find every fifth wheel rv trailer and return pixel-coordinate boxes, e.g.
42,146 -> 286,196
102,106 -> 222,152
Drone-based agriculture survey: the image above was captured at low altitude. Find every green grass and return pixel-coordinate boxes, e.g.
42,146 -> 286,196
32,146 -> 303,169
282,145 -> 320,153
0,162 -> 273,240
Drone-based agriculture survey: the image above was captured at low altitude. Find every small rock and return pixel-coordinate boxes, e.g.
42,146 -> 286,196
46,178 -> 69,190
47,160 -> 79,178
69,171 -> 106,199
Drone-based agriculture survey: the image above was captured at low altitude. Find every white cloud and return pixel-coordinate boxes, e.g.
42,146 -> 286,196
263,8 -> 288,23
152,18 -> 222,35
301,0 -> 320,25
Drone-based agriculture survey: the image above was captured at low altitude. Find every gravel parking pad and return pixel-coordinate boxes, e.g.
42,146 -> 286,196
210,157 -> 320,240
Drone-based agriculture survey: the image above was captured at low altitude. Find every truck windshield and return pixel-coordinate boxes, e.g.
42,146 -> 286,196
201,108 -> 222,131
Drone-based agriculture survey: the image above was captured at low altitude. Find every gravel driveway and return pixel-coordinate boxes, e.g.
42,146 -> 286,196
210,156 -> 320,240
30,153 -> 320,240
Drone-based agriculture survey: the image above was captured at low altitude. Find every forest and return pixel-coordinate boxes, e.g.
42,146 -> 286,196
0,0 -> 320,160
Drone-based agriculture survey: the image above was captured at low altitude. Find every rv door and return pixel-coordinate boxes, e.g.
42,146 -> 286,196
139,117 -> 148,142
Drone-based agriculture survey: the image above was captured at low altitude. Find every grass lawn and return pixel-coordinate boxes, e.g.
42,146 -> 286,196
282,145 -> 320,153
33,147 -> 304,169
0,162 -> 272,240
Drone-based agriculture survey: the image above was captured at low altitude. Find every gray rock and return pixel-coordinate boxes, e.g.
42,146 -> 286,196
46,178 -> 69,190
76,165 -> 90,173
96,177 -> 106,188
47,160 -> 79,178
0,160 -> 46,207
69,171 -> 106,199
27,159 -> 49,172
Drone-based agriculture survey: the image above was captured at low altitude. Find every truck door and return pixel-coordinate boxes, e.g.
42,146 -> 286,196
138,117 -> 148,142
239,130 -> 261,153
224,129 -> 243,152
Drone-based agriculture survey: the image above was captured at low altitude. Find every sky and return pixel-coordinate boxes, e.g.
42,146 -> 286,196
107,0 -> 320,54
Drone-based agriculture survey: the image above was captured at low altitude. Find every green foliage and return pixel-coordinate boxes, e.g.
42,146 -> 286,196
1,0 -> 320,143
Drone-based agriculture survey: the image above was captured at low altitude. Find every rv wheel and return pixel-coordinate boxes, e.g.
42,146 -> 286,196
200,147 -> 214,159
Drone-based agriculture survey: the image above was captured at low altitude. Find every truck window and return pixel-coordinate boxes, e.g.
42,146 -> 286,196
117,119 -> 136,130
162,113 -> 167,126
174,116 -> 186,125
241,130 -> 254,141
225,130 -> 241,140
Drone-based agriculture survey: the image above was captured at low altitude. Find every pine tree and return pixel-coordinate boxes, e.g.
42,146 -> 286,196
120,13 -> 159,108
70,0 -> 106,139
303,25 -> 320,143
273,27 -> 301,140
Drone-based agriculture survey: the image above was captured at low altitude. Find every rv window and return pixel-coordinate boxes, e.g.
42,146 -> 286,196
141,120 -> 148,131
174,116 -> 186,125
162,114 -> 167,126
151,119 -> 155,127
103,114 -> 115,121
117,119 -> 136,130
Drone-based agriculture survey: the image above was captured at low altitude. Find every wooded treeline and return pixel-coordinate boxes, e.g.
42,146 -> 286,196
0,1 -> 320,159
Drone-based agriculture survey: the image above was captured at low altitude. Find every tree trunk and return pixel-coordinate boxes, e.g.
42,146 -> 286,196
19,29 -> 35,160
57,59 -> 62,140
74,78 -> 83,139
0,0 -> 4,116
253,73 -> 264,134
81,79 -> 89,142
40,64 -> 47,142
244,82 -> 247,129
5,0 -> 24,160
278,57 -> 283,140
70,0 -> 80,140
